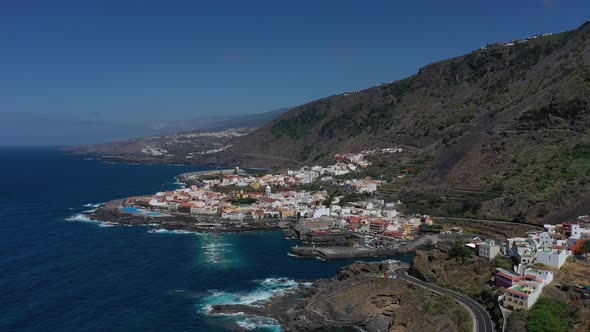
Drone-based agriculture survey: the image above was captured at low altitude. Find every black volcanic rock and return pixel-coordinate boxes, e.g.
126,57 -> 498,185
209,260 -> 472,332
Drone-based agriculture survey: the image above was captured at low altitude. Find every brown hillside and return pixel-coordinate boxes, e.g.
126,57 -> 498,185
224,21 -> 590,224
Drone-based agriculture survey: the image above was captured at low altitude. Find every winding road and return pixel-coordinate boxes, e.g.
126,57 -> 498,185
394,267 -> 494,332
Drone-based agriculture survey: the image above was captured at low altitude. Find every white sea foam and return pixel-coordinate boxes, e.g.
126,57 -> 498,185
199,279 -> 294,331
173,178 -> 186,187
235,316 -> 282,331
65,213 -> 118,228
259,277 -> 299,288
98,222 -> 117,227
148,228 -> 199,235
65,213 -> 93,222
200,278 -> 301,310
83,203 -> 103,208
235,318 -> 256,330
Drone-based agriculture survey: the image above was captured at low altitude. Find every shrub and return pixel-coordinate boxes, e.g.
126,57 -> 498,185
527,298 -> 577,332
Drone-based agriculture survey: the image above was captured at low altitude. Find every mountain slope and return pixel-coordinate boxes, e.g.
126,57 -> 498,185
225,21 -> 590,223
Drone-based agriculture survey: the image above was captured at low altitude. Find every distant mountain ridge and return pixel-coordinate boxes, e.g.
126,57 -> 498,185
69,108 -> 289,164
205,108 -> 291,131
219,21 -> 590,224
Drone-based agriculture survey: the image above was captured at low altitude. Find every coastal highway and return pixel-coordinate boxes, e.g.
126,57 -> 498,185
393,268 -> 493,332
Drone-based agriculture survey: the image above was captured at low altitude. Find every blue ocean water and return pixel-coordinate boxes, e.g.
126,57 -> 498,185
0,148 -> 412,331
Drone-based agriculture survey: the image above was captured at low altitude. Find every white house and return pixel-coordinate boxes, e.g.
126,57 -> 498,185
536,246 -> 567,269
479,239 -> 501,261
503,280 -> 543,310
312,207 -> 330,218
507,238 -> 537,265
539,232 -> 567,248
524,268 -> 554,285
222,211 -> 244,221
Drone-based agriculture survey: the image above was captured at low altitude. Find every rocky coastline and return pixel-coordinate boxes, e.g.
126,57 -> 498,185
88,199 -> 286,233
208,260 -> 472,332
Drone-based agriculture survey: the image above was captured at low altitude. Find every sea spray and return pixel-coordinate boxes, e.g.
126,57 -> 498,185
65,210 -> 117,228
200,277 -> 303,310
197,278 -> 304,331
83,203 -> 103,208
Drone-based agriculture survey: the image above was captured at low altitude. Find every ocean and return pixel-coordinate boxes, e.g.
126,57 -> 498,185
0,148 -> 412,331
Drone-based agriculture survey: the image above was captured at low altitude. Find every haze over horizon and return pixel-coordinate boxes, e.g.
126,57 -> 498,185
1,0 -> 589,146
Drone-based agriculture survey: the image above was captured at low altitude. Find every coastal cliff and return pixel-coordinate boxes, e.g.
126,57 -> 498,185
210,260 -> 472,332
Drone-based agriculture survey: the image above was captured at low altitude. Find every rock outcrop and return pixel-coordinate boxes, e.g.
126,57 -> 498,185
210,260 -> 472,331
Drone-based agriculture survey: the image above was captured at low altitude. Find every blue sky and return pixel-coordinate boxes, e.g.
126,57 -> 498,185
1,0 -> 589,145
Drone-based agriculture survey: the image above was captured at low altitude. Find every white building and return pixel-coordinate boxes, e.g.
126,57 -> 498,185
570,224 -> 590,239
503,281 -> 543,310
536,246 -> 567,269
539,232 -> 567,248
479,240 -> 501,261
524,268 -> 554,285
222,211 -> 244,221
312,207 -> 330,218
507,238 -> 537,265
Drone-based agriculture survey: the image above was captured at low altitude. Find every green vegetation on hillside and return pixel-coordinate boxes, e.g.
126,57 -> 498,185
536,143 -> 590,192
527,298 -> 578,332
412,242 -> 515,328
448,241 -> 473,264
271,108 -> 327,139
558,143 -> 590,181
231,197 -> 257,205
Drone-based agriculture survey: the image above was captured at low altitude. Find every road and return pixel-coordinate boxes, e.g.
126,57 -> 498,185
433,216 -> 543,228
394,267 -> 494,332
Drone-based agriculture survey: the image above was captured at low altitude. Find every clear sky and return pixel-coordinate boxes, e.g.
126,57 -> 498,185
1,0 -> 589,146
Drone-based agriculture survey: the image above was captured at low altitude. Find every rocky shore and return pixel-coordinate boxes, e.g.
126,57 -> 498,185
209,260 -> 472,332
89,200 -> 286,233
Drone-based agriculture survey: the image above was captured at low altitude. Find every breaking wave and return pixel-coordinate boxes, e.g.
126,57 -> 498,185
200,277 -> 302,311
83,203 -> 103,208
235,316 -> 283,331
65,213 -> 117,228
173,178 -> 186,187
197,278 -> 306,331
79,202 -> 103,213
65,213 -> 92,222
148,228 -> 198,235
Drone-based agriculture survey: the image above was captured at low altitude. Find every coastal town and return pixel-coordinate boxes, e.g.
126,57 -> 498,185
109,147 -> 433,242
84,146 -> 590,330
